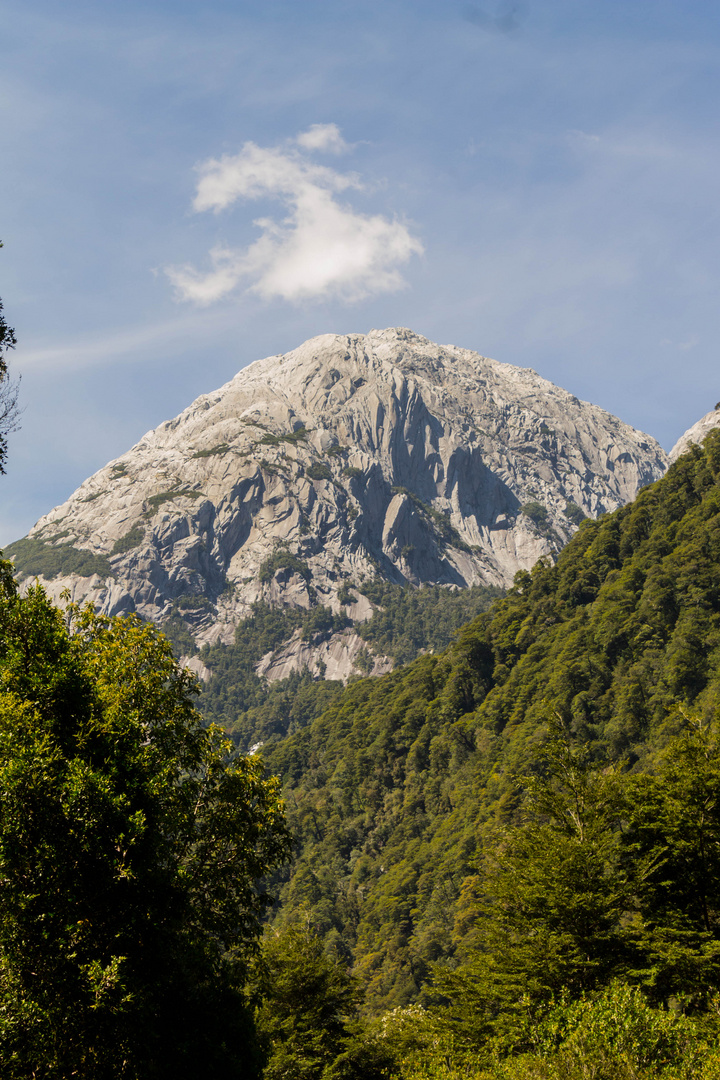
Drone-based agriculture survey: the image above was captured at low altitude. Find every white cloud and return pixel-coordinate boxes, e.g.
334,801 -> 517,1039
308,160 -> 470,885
165,129 -> 423,305
295,123 -> 349,154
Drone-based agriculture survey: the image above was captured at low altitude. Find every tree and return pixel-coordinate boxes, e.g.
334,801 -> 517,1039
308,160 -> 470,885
432,724 -> 643,1053
252,921 -> 358,1080
0,564 -> 291,1079
0,242 -> 20,474
624,711 -> 720,1007
251,921 -> 394,1080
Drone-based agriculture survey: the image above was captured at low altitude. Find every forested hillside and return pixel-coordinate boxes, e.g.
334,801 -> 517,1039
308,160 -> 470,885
5,436 -> 720,1078
260,431 -> 720,1017
196,582 -> 503,750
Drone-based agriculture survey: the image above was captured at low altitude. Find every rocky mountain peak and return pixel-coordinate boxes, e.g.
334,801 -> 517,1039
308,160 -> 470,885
669,406 -> 720,462
9,328 -> 669,666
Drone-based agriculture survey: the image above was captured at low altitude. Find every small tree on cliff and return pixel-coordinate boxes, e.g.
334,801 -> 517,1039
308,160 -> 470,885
0,241 -> 20,473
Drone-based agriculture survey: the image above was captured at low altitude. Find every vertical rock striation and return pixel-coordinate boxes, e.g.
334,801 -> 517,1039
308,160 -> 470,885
8,328 -> 668,651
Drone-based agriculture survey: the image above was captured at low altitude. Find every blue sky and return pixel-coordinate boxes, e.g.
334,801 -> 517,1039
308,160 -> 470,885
2,0 -> 720,543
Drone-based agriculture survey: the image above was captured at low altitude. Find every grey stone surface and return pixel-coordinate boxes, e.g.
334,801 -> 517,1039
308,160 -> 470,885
16,328 -> 669,662
669,408 -> 720,462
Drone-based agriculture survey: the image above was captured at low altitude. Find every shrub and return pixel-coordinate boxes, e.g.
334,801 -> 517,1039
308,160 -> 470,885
191,443 -> 230,458
175,594 -> 212,611
337,583 -> 357,605
307,462 -> 332,482
111,525 -> 144,556
258,549 -> 312,584
520,501 -> 549,526
6,536 -> 113,580
564,502 -> 586,527
145,488 -> 203,514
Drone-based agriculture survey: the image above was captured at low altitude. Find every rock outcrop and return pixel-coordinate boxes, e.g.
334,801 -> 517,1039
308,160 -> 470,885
9,328 -> 669,657
669,406 -> 720,463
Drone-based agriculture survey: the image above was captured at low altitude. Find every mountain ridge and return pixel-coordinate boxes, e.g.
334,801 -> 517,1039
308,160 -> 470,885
7,328 -> 668,669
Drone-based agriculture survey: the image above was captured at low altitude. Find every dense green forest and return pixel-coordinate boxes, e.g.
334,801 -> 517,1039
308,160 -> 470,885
8,433 -> 720,1077
238,431 -> 720,1077
196,583 -> 503,751
0,567 -> 290,1078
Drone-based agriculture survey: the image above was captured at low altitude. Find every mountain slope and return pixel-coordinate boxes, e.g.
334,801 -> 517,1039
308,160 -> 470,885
670,404 -> 720,461
7,328 -> 667,661
261,432 -> 720,1012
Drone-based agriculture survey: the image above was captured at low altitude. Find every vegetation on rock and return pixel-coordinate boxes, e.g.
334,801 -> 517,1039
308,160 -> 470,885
110,524 -> 145,556
5,535 -> 113,580
196,583 -> 504,750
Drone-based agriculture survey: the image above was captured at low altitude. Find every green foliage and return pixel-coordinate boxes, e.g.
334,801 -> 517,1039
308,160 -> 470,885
342,467 -> 363,479
398,983 -> 712,1080
302,605 -> 351,640
431,728 -> 647,1053
520,500 -> 548,525
564,501 -> 586,526
354,646 -> 374,674
144,487 -> 203,514
260,457 -> 285,475
308,462 -> 333,482
622,713 -> 720,1007
175,593 -> 212,611
537,982 -> 699,1073
191,442 -> 230,458
197,603 -> 348,749
5,535 -> 113,580
259,549 -> 312,584
252,923 -> 360,1080
0,243 -> 20,475
284,426 -> 310,443
196,583 -> 504,752
258,432 -> 720,1015
0,566 -> 290,1078
110,524 -> 144,556
358,580 -> 504,665
256,427 -> 309,447
0,283 -> 17,359
160,614 -> 198,657
337,583 -> 357,605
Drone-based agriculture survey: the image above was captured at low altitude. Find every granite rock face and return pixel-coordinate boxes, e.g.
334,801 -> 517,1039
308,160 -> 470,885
669,407 -> 720,462
13,328 -> 669,655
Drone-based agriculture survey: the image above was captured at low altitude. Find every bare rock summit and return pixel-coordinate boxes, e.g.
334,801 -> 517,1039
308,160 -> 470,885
669,406 -> 720,463
9,328 -> 668,653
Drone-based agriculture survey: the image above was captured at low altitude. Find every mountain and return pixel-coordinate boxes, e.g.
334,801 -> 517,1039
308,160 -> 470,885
6,328 -> 667,673
670,403 -> 720,461
263,430 -> 720,1013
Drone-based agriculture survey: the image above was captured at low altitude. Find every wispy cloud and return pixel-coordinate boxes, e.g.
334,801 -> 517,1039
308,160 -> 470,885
295,122 -> 349,154
14,310 -> 231,372
165,126 -> 423,305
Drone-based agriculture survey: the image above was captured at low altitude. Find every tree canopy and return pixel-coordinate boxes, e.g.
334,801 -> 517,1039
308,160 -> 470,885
260,431 -> 720,1013
0,563 -> 291,1079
